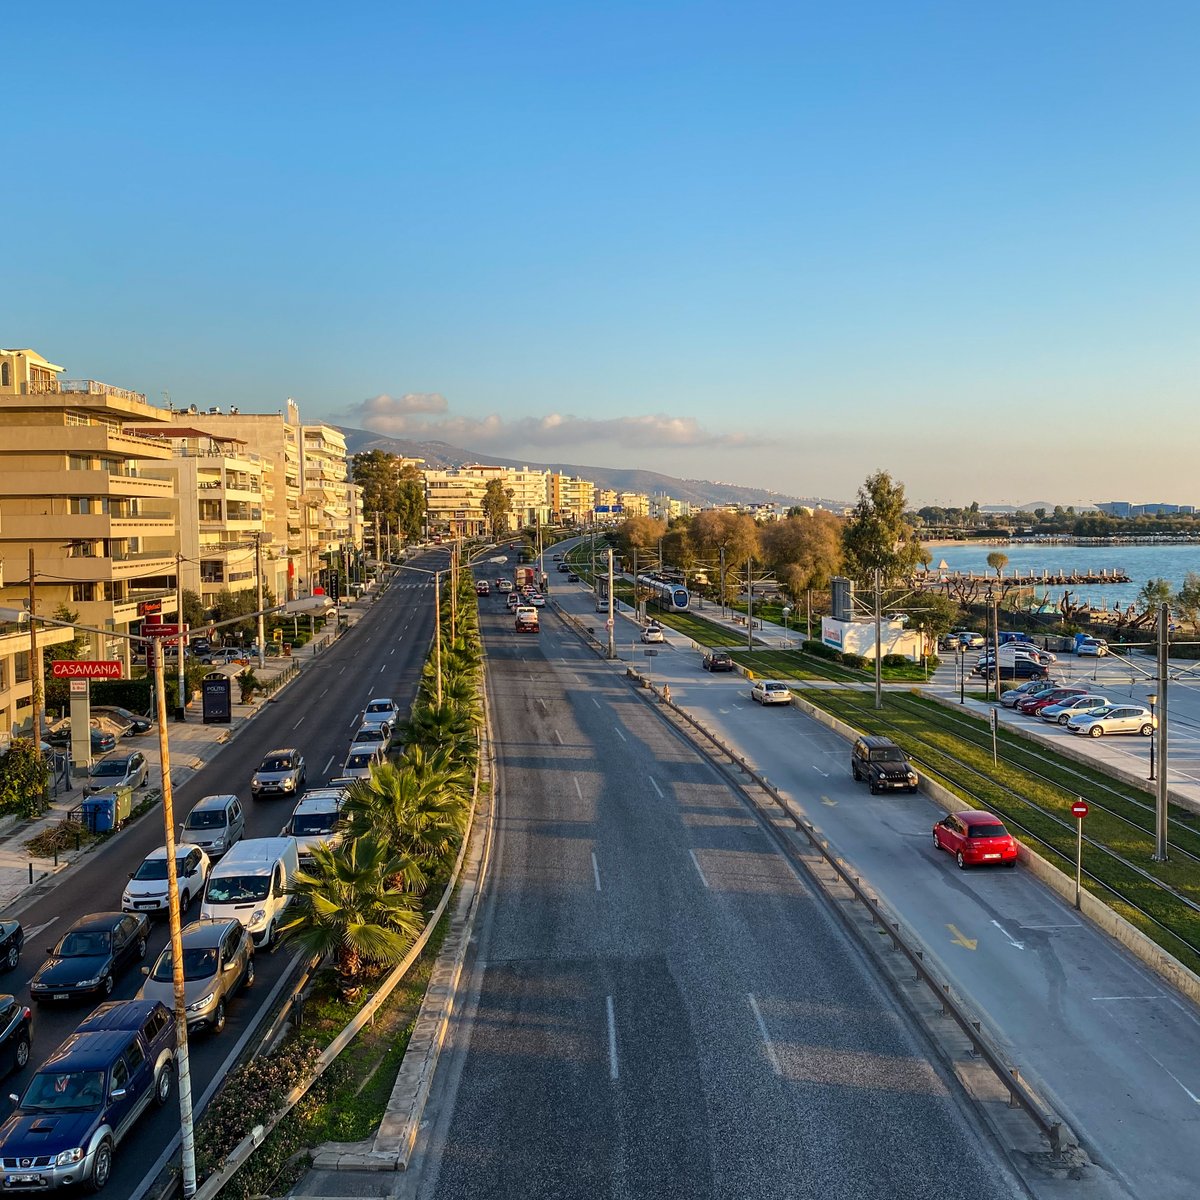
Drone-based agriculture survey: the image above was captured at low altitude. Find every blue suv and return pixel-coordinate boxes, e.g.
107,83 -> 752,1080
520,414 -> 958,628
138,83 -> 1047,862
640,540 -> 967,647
0,1000 -> 175,1192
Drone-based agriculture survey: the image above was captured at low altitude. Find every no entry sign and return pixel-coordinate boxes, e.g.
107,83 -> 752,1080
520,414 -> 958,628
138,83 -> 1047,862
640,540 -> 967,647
1071,800 -> 1089,819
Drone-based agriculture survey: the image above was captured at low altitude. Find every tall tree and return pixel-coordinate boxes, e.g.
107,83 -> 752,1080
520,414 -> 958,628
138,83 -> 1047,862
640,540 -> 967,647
482,479 -> 514,537
986,551 -> 1009,578
759,510 -> 843,603
841,471 -> 922,587
350,451 -> 400,518
394,463 -> 426,539
688,511 -> 761,605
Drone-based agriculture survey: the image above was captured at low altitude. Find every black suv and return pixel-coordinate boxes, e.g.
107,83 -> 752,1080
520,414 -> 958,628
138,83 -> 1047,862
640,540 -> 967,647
702,651 -> 735,672
851,736 -> 919,794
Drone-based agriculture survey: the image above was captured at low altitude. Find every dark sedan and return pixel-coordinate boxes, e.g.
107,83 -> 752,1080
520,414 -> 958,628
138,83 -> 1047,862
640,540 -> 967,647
0,921 -> 22,972
44,724 -> 117,754
0,995 -> 32,1078
30,912 -> 149,1003
702,651 -> 735,672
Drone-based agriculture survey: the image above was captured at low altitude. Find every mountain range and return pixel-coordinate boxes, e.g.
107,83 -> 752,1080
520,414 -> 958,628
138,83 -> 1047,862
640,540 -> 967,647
337,427 -> 846,511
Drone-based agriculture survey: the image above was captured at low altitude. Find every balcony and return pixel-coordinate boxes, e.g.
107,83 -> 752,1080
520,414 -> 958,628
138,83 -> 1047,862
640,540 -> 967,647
24,379 -> 147,404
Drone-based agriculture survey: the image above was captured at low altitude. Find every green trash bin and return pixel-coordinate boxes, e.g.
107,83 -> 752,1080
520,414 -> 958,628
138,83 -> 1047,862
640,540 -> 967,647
109,784 -> 133,830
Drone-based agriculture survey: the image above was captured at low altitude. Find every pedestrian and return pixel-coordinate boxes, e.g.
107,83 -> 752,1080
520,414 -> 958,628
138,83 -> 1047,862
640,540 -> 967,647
661,684 -> 672,705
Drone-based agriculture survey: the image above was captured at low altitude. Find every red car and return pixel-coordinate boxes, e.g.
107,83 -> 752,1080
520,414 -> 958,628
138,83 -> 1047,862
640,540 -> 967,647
933,810 -> 1019,869
1015,686 -> 1085,716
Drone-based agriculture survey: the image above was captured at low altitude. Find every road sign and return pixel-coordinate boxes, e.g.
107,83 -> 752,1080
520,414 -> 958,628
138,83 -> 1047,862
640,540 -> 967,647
142,622 -> 181,637
51,660 -> 122,680
1071,800 -> 1089,819
644,648 -> 659,657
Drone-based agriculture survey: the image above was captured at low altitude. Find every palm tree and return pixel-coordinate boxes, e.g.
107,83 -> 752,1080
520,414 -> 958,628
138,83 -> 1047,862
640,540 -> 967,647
403,698 -> 478,758
278,835 -> 423,993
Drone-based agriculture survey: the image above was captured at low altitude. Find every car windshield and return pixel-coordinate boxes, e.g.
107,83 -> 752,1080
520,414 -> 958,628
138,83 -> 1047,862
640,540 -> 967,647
870,748 -> 906,762
206,874 -> 269,903
151,946 -> 218,982
969,823 -> 1008,839
366,703 -> 392,714
57,930 -> 110,957
765,683 -> 787,692
355,729 -> 382,742
293,812 -> 337,835
186,809 -> 226,829
90,760 -> 128,777
259,757 -> 294,773
132,854 -> 190,882
346,754 -> 373,769
22,1070 -> 106,1113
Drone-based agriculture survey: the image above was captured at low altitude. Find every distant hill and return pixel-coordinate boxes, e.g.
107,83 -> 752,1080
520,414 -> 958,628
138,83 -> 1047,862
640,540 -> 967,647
337,427 -> 846,511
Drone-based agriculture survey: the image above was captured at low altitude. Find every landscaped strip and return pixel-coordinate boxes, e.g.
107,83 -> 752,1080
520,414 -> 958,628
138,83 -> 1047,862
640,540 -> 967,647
797,688 -> 1200,975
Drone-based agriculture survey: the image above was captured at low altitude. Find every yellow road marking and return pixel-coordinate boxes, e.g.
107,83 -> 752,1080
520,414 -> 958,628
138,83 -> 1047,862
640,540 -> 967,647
947,923 -> 978,950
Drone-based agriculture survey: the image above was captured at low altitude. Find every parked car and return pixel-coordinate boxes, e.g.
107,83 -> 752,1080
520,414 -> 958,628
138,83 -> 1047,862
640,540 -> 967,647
932,810 -> 1019,869
1015,686 -> 1086,716
89,707 -> 153,736
360,698 -> 399,729
850,736 -> 919,794
139,919 -> 254,1034
352,724 -> 392,754
85,751 -> 149,796
180,794 -> 244,858
0,1000 -> 175,1191
943,630 -> 985,650
701,651 -> 735,672
977,660 -> 1048,682
0,995 -> 31,1078
46,725 -> 117,754
1077,637 -> 1110,657
750,680 -> 792,705
1068,705 -> 1157,737
250,748 -> 306,798
0,921 -> 24,972
641,625 -> 665,644
30,913 -> 150,1003
1039,694 -> 1111,725
999,679 -> 1061,708
122,845 -> 210,916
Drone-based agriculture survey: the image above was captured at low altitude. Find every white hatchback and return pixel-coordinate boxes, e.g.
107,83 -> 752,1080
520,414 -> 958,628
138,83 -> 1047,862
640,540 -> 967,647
123,844 -> 210,914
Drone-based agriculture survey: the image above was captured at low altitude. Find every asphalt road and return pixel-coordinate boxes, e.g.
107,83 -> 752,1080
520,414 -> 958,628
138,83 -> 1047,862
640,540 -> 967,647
0,552 -> 445,1199
540,580 -> 1199,1200
407,573 -> 1026,1200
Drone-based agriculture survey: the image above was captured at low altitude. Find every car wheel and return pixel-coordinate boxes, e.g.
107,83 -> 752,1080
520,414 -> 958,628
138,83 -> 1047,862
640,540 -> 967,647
868,778 -> 879,795
851,764 -> 860,781
956,851 -> 968,870
212,999 -> 226,1035
1058,713 -> 1071,726
1089,726 -> 1104,738
5,942 -> 18,971
101,974 -> 114,997
14,1035 -> 29,1069
155,1061 -> 173,1106
1140,724 -> 1154,737
87,1139 -> 113,1192
180,890 -> 190,912
136,936 -> 147,959
1005,859 -> 1017,869
243,959 -> 255,990
932,831 -> 940,852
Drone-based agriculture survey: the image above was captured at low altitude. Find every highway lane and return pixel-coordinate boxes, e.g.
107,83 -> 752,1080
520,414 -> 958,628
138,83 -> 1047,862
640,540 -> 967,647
410,579 -> 1026,1200
549,582 -> 1199,1199
0,554 -> 444,1199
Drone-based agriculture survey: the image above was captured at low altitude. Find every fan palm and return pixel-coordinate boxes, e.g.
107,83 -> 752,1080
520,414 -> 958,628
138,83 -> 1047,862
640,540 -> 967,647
278,834 -> 423,990
403,698 -> 478,757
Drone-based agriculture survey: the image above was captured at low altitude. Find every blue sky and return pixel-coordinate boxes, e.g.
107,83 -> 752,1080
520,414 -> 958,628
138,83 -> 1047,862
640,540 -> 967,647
5,2 -> 1198,505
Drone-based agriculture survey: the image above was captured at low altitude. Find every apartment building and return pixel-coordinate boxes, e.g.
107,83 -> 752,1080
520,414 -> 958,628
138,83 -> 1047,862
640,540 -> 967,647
137,427 -> 266,606
0,348 -> 179,732
423,471 -> 488,537
458,464 -> 551,529
300,423 -> 350,589
550,473 -> 595,524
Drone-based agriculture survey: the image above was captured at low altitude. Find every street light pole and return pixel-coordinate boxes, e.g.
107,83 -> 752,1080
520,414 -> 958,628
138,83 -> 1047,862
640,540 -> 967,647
607,548 -> 615,660
874,567 -> 883,710
1153,602 -> 1169,861
1148,694 -> 1158,781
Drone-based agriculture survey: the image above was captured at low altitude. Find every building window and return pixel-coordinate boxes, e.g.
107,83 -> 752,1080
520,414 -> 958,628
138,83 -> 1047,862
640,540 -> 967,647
69,454 -> 92,471
0,362 -> 9,387
71,583 -> 94,603
69,497 -> 92,515
13,652 -> 29,685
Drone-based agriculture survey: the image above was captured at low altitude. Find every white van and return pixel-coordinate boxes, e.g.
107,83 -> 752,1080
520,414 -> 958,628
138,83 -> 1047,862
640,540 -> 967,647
200,836 -> 299,950
287,787 -> 349,861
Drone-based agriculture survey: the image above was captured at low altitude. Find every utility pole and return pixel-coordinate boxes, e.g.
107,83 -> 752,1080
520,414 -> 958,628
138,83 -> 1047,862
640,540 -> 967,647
719,546 -> 727,618
874,567 -> 883,710
153,642 -> 198,1195
746,559 -> 754,652
632,548 -> 639,623
607,549 -> 615,659
373,512 -> 381,584
255,533 -> 266,669
27,549 -> 43,750
992,589 -> 1002,702
434,571 -> 443,707
450,545 -> 458,643
1153,602 -> 1170,861
173,552 -> 188,722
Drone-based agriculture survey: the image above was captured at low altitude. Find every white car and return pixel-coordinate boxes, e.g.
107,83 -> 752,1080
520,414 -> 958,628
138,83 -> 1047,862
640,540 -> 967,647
1067,705 -> 1156,737
1039,694 -> 1111,725
123,844 -> 210,914
1077,638 -> 1109,657
352,723 -> 392,754
641,625 -> 665,644
506,592 -> 520,610
751,680 -> 793,705
528,593 -> 546,608
361,698 -> 399,729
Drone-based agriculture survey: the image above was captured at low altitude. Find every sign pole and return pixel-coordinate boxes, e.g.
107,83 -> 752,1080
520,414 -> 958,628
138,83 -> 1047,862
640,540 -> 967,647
1071,799 -> 1089,909
990,706 -> 998,765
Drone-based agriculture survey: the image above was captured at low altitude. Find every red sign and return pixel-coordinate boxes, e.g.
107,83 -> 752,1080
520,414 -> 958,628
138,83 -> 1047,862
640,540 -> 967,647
1071,800 -> 1089,819
142,623 -> 181,637
137,599 -> 162,617
51,660 -> 123,680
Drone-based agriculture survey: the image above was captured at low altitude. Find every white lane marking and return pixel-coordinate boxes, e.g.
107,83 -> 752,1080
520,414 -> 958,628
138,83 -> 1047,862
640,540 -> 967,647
592,698 -> 601,708
339,666 -> 346,675
605,995 -> 619,1081
1092,995 -> 1167,1002
537,698 -> 548,713
574,776 -> 583,801
591,852 -> 602,892
292,716 -> 305,729
555,729 -> 563,745
1023,923 -> 1083,930
23,918 -> 57,940
689,849 -> 710,888
348,715 -> 360,729
364,636 -> 371,643
613,727 -> 627,742
322,754 -> 335,774
574,674 -> 583,684
747,993 -> 782,1076
649,776 -> 663,798
390,647 -> 396,655
380,665 -> 387,674
991,920 -> 1025,950
1147,1052 -> 1200,1104
812,765 -> 830,778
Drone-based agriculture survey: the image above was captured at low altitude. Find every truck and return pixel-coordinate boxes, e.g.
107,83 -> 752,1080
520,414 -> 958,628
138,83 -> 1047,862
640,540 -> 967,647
515,605 -> 539,633
514,566 -> 536,590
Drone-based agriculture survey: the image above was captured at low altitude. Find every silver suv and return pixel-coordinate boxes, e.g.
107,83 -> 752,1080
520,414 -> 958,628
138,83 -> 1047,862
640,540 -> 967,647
250,748 -> 306,798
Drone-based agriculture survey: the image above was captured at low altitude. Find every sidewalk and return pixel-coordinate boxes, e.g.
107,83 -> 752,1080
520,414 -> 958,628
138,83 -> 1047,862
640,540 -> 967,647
0,588 -> 382,918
